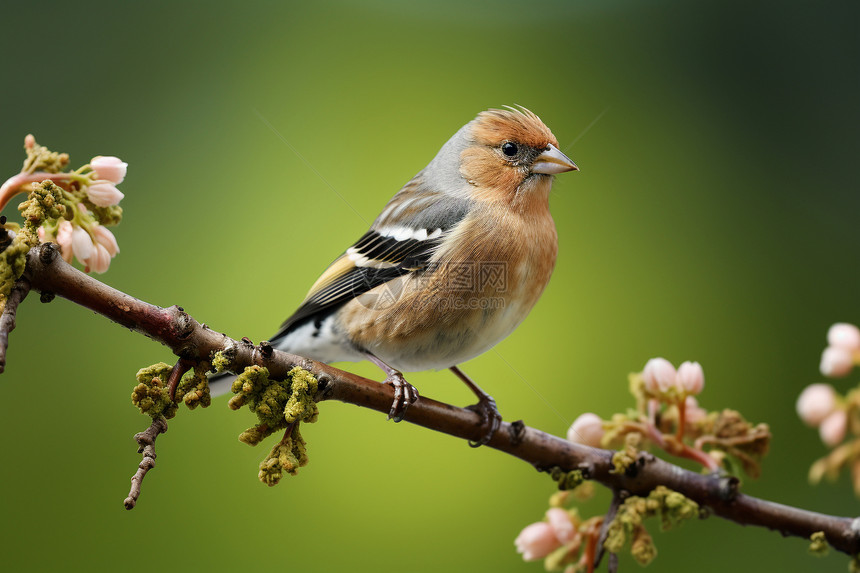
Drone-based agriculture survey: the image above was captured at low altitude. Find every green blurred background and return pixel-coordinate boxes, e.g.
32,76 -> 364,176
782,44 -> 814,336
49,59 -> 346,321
1,1 -> 858,571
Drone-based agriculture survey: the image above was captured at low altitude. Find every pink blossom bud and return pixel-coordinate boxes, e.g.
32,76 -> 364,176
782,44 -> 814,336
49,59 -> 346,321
37,226 -> 46,242
91,224 -> 119,256
819,409 -> 847,447
676,361 -> 705,395
86,243 -> 112,274
546,508 -> 576,544
796,384 -> 837,427
567,412 -> 604,448
24,134 -> 35,150
828,323 -> 860,352
56,221 -> 73,262
684,396 -> 708,425
86,181 -> 124,207
90,156 -> 127,184
820,346 -> 854,378
642,357 -> 677,393
514,522 -> 561,561
71,226 -> 93,262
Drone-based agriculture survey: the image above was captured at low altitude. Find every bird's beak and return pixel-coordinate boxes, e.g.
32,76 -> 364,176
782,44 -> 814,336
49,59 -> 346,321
532,144 -> 578,174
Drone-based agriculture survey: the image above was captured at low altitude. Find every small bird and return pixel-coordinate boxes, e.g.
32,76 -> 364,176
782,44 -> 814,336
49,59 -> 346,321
222,106 -> 577,445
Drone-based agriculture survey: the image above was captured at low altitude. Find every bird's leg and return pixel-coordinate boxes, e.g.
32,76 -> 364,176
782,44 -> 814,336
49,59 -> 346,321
450,365 -> 502,447
366,353 -> 419,422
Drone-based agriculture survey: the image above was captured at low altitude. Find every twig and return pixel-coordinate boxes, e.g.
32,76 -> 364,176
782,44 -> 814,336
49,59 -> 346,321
594,490 -> 625,568
167,357 -> 194,400
16,243 -> 860,555
0,278 -> 31,373
124,417 -> 168,510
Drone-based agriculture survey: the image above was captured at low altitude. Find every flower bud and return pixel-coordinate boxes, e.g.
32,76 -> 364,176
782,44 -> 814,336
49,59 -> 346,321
71,225 -> 93,262
514,522 -> 561,561
90,156 -> 127,184
820,346 -> 854,378
796,384 -> 837,427
86,243 -> 112,274
86,181 -> 124,207
546,508 -> 575,544
642,358 -> 676,393
56,220 -> 74,262
567,412 -> 604,448
676,361 -> 705,395
819,409 -> 847,447
91,224 -> 119,256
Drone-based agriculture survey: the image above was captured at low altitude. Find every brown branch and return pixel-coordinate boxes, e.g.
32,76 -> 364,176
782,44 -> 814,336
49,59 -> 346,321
124,417 -> 168,510
0,277 -> 31,373
17,243 -> 860,556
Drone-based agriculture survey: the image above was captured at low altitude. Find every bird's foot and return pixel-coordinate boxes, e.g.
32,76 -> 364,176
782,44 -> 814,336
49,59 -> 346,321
465,394 -> 502,447
383,370 -> 419,422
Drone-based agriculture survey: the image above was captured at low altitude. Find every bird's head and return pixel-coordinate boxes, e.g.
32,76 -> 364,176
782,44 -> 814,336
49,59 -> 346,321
459,106 -> 578,202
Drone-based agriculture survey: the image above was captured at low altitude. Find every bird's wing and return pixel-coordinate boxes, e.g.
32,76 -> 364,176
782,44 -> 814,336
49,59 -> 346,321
271,191 -> 472,341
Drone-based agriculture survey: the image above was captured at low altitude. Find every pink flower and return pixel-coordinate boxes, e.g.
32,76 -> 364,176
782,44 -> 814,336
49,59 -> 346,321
642,358 -> 676,393
86,181 -> 124,207
86,243 -> 112,274
55,221 -> 73,262
91,224 -> 119,256
796,384 -> 837,427
567,412 -> 604,448
819,409 -> 847,447
546,508 -> 576,544
820,346 -> 854,378
828,323 -> 860,352
71,225 -> 93,262
90,156 -> 127,184
514,522 -> 561,561
676,361 -> 705,395
684,396 -> 708,425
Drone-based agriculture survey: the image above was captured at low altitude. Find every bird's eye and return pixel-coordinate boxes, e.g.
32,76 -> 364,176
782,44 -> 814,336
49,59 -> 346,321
501,142 -> 518,157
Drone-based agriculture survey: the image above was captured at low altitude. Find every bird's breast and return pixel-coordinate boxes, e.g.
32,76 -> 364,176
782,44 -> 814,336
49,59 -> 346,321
339,201 -> 558,371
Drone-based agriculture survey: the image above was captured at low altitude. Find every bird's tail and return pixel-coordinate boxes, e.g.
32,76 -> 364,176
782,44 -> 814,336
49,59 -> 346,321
208,371 -> 237,398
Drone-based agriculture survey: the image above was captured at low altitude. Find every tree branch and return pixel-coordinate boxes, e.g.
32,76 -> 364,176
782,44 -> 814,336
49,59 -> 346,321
124,417 -> 168,510
0,277 -> 31,373
16,243 -> 860,556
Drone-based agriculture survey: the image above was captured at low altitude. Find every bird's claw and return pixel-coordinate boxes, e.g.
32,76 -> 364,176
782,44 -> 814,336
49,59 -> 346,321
465,394 -> 502,447
384,371 -> 419,422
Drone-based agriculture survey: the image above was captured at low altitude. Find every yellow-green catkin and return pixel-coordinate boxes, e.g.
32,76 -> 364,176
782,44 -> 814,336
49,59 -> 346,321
176,366 -> 211,410
131,363 -> 177,420
604,486 -> 699,563
808,531 -> 829,557
1,181 -> 67,312
210,350 -> 232,373
229,365 -> 320,485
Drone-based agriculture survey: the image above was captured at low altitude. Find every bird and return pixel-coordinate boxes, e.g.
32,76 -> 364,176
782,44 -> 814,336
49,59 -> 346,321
216,106 -> 577,446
